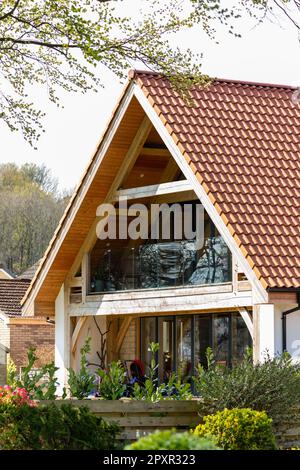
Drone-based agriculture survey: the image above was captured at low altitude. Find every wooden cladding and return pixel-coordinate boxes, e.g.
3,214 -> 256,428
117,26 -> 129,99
69,286 -> 82,304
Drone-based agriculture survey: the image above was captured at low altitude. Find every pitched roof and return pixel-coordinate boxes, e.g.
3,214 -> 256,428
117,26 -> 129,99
132,71 -> 300,289
0,279 -> 31,317
18,260 -> 41,281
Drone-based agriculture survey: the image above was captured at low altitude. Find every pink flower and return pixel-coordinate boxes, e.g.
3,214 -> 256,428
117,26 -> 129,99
0,385 -> 35,407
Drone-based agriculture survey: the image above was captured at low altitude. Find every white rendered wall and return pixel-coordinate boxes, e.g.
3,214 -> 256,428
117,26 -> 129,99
55,284 -> 67,396
253,304 -> 275,362
274,306 -> 283,356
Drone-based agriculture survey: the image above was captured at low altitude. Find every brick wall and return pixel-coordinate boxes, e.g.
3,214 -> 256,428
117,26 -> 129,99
9,323 -> 55,369
119,319 -> 137,362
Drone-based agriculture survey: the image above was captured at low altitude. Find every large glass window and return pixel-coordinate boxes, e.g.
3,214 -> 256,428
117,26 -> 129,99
212,315 -> 230,367
88,206 -> 232,294
194,316 -> 211,369
140,317 -> 156,372
176,316 -> 192,381
140,313 -> 252,382
158,317 -> 174,382
231,315 -> 252,365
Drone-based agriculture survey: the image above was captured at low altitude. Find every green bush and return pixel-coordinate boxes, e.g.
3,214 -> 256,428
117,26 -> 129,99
0,402 -> 119,450
7,347 -> 59,400
133,342 -> 192,402
97,361 -> 127,400
125,429 -> 219,450
194,348 -> 300,428
194,408 -> 276,450
67,338 -> 95,399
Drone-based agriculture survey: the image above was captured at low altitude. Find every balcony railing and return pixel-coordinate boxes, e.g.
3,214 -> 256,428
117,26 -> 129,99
89,237 -> 232,294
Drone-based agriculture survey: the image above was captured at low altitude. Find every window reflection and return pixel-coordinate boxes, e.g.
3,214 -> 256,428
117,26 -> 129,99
212,315 -> 230,367
232,315 -> 252,365
194,316 -> 210,369
158,318 -> 174,383
176,317 -> 192,381
141,317 -> 156,371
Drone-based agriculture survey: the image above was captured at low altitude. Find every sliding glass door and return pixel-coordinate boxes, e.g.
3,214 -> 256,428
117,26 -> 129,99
176,316 -> 192,380
141,312 -> 252,381
158,317 -> 174,383
194,316 -> 211,370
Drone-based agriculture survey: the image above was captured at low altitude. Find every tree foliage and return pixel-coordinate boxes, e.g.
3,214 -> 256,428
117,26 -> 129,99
0,1 -> 297,145
0,162 -> 69,275
0,0 -> 252,146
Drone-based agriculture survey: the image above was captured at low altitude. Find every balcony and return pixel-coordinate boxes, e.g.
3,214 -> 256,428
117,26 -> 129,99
89,237 -> 232,294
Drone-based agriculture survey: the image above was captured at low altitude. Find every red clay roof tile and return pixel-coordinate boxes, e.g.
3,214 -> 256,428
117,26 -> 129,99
134,71 -> 300,289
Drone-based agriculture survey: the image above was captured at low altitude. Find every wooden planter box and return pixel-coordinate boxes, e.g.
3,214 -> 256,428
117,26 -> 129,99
41,399 -> 201,442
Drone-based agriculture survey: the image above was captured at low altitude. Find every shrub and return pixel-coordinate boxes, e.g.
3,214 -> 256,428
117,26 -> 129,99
7,348 -> 59,400
97,361 -> 127,400
125,429 -> 219,450
194,408 -> 277,450
194,349 -> 300,428
0,401 -> 119,450
133,342 -> 192,402
6,358 -> 17,388
67,338 -> 96,399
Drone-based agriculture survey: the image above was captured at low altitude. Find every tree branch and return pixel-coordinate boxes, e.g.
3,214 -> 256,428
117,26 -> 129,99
0,0 -> 21,22
273,0 -> 300,29
0,37 -> 81,50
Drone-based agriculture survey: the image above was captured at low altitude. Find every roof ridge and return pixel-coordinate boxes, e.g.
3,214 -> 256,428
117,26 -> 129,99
128,69 -> 298,91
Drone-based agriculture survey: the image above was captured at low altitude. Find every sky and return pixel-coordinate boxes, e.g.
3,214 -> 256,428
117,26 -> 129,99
1,0 -> 300,191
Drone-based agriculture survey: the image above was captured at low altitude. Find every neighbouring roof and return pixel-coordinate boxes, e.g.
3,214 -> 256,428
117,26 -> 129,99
18,260 -> 41,281
0,279 -> 31,317
132,71 -> 300,289
22,70 -> 300,309
0,266 -> 14,280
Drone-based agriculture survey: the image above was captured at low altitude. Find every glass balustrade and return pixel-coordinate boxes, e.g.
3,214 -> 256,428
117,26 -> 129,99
89,237 -> 232,294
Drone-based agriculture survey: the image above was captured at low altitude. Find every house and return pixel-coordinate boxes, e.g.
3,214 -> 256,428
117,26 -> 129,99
21,70 -> 300,394
0,263 -> 54,382
0,265 -> 14,280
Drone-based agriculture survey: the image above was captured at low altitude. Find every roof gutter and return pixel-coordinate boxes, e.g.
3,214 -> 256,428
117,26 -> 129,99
282,292 -> 300,351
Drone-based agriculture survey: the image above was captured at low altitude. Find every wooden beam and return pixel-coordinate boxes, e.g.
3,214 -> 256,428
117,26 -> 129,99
106,116 -> 153,200
158,158 -> 181,184
239,308 -> 253,339
114,180 -> 192,201
71,317 -> 87,354
69,287 -> 253,317
140,147 -> 170,157
107,317 -> 119,363
115,316 -> 132,354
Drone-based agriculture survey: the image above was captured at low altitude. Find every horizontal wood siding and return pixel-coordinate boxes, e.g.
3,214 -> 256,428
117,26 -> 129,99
40,399 -> 200,442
